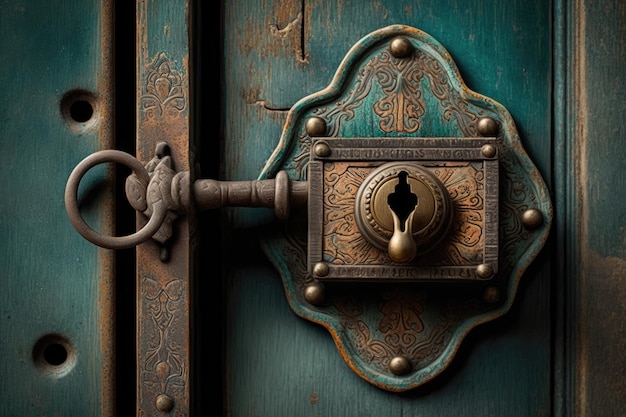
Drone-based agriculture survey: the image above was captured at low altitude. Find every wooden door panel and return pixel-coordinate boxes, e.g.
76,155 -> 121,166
0,1 -> 114,415
563,1 -> 626,415
3,1 -> 625,415
221,1 -> 552,415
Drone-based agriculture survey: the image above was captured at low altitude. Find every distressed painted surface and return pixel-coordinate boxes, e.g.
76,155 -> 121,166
221,1 -> 552,415
0,0 -> 114,415
569,0 -> 626,415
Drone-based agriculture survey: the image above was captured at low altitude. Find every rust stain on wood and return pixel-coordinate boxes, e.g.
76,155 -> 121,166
98,0 -> 116,415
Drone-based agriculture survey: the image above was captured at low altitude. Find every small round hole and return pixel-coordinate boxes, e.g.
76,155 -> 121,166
69,100 -> 94,123
61,90 -> 99,130
43,342 -> 68,366
33,334 -> 77,377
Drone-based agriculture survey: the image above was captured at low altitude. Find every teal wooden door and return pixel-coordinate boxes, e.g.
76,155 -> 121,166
218,1 -> 553,415
213,0 -> 626,416
1,1 -> 625,416
0,1 -> 117,415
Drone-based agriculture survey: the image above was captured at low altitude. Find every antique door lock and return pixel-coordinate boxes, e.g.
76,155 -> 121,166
66,25 -> 551,391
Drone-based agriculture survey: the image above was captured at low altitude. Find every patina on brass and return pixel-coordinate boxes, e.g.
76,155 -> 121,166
355,162 -> 453,262
308,136 -> 500,282
389,355 -> 412,376
389,36 -> 414,58
305,116 -> 327,136
477,116 -> 499,136
303,282 -> 326,306
522,208 -> 544,230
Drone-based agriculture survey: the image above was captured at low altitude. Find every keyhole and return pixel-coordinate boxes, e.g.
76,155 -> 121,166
387,171 -> 418,232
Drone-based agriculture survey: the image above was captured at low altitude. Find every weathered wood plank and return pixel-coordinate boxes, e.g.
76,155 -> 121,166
0,0 -> 114,415
567,0 -> 626,415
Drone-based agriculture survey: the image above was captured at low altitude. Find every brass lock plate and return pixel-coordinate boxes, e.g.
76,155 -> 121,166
308,137 -> 499,281
256,25 -> 552,392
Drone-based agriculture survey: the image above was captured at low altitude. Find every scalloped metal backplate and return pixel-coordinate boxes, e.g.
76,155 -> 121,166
257,25 -> 552,391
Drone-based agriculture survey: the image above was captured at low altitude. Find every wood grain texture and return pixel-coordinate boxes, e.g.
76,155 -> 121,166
0,0 -> 114,415
569,0 -> 626,415
221,1 -> 552,415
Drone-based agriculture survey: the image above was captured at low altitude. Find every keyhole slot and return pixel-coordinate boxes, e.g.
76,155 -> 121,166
387,171 -> 418,232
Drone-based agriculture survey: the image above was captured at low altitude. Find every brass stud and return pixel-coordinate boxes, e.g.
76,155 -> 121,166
314,142 -> 331,158
305,117 -> 327,137
476,263 -> 494,279
312,262 -> 329,277
482,286 -> 501,304
389,355 -> 412,375
304,281 -> 325,305
477,117 -> 499,136
389,37 -> 414,58
155,394 -> 174,413
481,144 -> 497,158
522,208 -> 543,230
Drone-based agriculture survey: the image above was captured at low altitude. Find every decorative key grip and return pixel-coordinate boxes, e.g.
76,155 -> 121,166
65,144 -> 307,249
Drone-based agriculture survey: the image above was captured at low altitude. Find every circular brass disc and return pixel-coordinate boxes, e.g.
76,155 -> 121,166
355,162 -> 453,254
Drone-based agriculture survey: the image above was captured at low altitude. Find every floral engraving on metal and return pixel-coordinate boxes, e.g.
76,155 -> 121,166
258,25 -> 552,391
333,289 -> 483,372
140,52 -> 186,120
331,161 -> 484,266
141,275 -> 187,404
307,137 -> 498,281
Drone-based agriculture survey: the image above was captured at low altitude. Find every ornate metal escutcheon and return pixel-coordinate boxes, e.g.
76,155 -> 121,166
66,25 -> 552,392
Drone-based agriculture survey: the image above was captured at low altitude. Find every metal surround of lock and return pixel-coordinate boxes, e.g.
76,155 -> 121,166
308,137 -> 499,281
257,25 -> 551,391
66,25 -> 552,392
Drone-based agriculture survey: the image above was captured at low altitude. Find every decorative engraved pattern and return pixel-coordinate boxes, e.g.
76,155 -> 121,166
332,290 -> 482,371
322,162 -> 484,266
258,26 -> 552,391
288,48 -> 482,175
141,52 -> 186,120
431,163 -> 485,265
140,275 -> 187,414
373,52 -> 426,132
318,49 -> 478,137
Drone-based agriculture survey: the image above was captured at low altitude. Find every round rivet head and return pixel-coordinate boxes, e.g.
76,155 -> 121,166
155,394 -> 174,413
476,263 -> 494,279
389,355 -> 412,375
314,142 -> 331,158
477,117 -> 499,136
304,281 -> 325,305
389,37 -> 414,58
481,144 -> 497,158
306,117 -> 327,137
522,208 -> 543,230
483,286 -> 501,304
312,262 -> 329,277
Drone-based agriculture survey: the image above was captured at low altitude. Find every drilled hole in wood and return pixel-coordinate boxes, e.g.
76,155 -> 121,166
61,90 -> 99,130
32,334 -> 77,377
69,99 -> 94,123
43,342 -> 68,365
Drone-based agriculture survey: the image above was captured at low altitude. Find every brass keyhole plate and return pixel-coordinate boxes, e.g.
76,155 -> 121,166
256,25 -> 552,392
307,137 -> 499,282
355,161 -> 453,255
